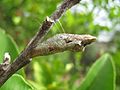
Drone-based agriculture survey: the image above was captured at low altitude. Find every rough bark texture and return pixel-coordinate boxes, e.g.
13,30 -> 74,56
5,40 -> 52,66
0,0 -> 82,86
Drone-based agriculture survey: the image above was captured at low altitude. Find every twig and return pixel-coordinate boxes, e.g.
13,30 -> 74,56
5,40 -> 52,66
0,0 -> 82,86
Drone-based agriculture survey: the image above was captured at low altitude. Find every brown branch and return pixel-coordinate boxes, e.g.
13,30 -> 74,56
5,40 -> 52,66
0,0 -> 82,86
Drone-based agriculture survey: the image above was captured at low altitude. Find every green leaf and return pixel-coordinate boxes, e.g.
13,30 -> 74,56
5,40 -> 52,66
1,74 -> 33,90
77,54 -> 116,90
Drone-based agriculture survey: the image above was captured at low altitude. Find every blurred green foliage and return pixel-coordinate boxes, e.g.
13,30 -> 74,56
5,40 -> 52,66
0,0 -> 120,90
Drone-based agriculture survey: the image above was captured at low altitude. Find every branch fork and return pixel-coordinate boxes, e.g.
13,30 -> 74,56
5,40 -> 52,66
0,0 -> 97,87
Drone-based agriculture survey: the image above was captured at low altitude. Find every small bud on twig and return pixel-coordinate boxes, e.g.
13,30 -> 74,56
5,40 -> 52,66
46,16 -> 54,22
3,52 -> 11,64
0,52 -> 11,74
